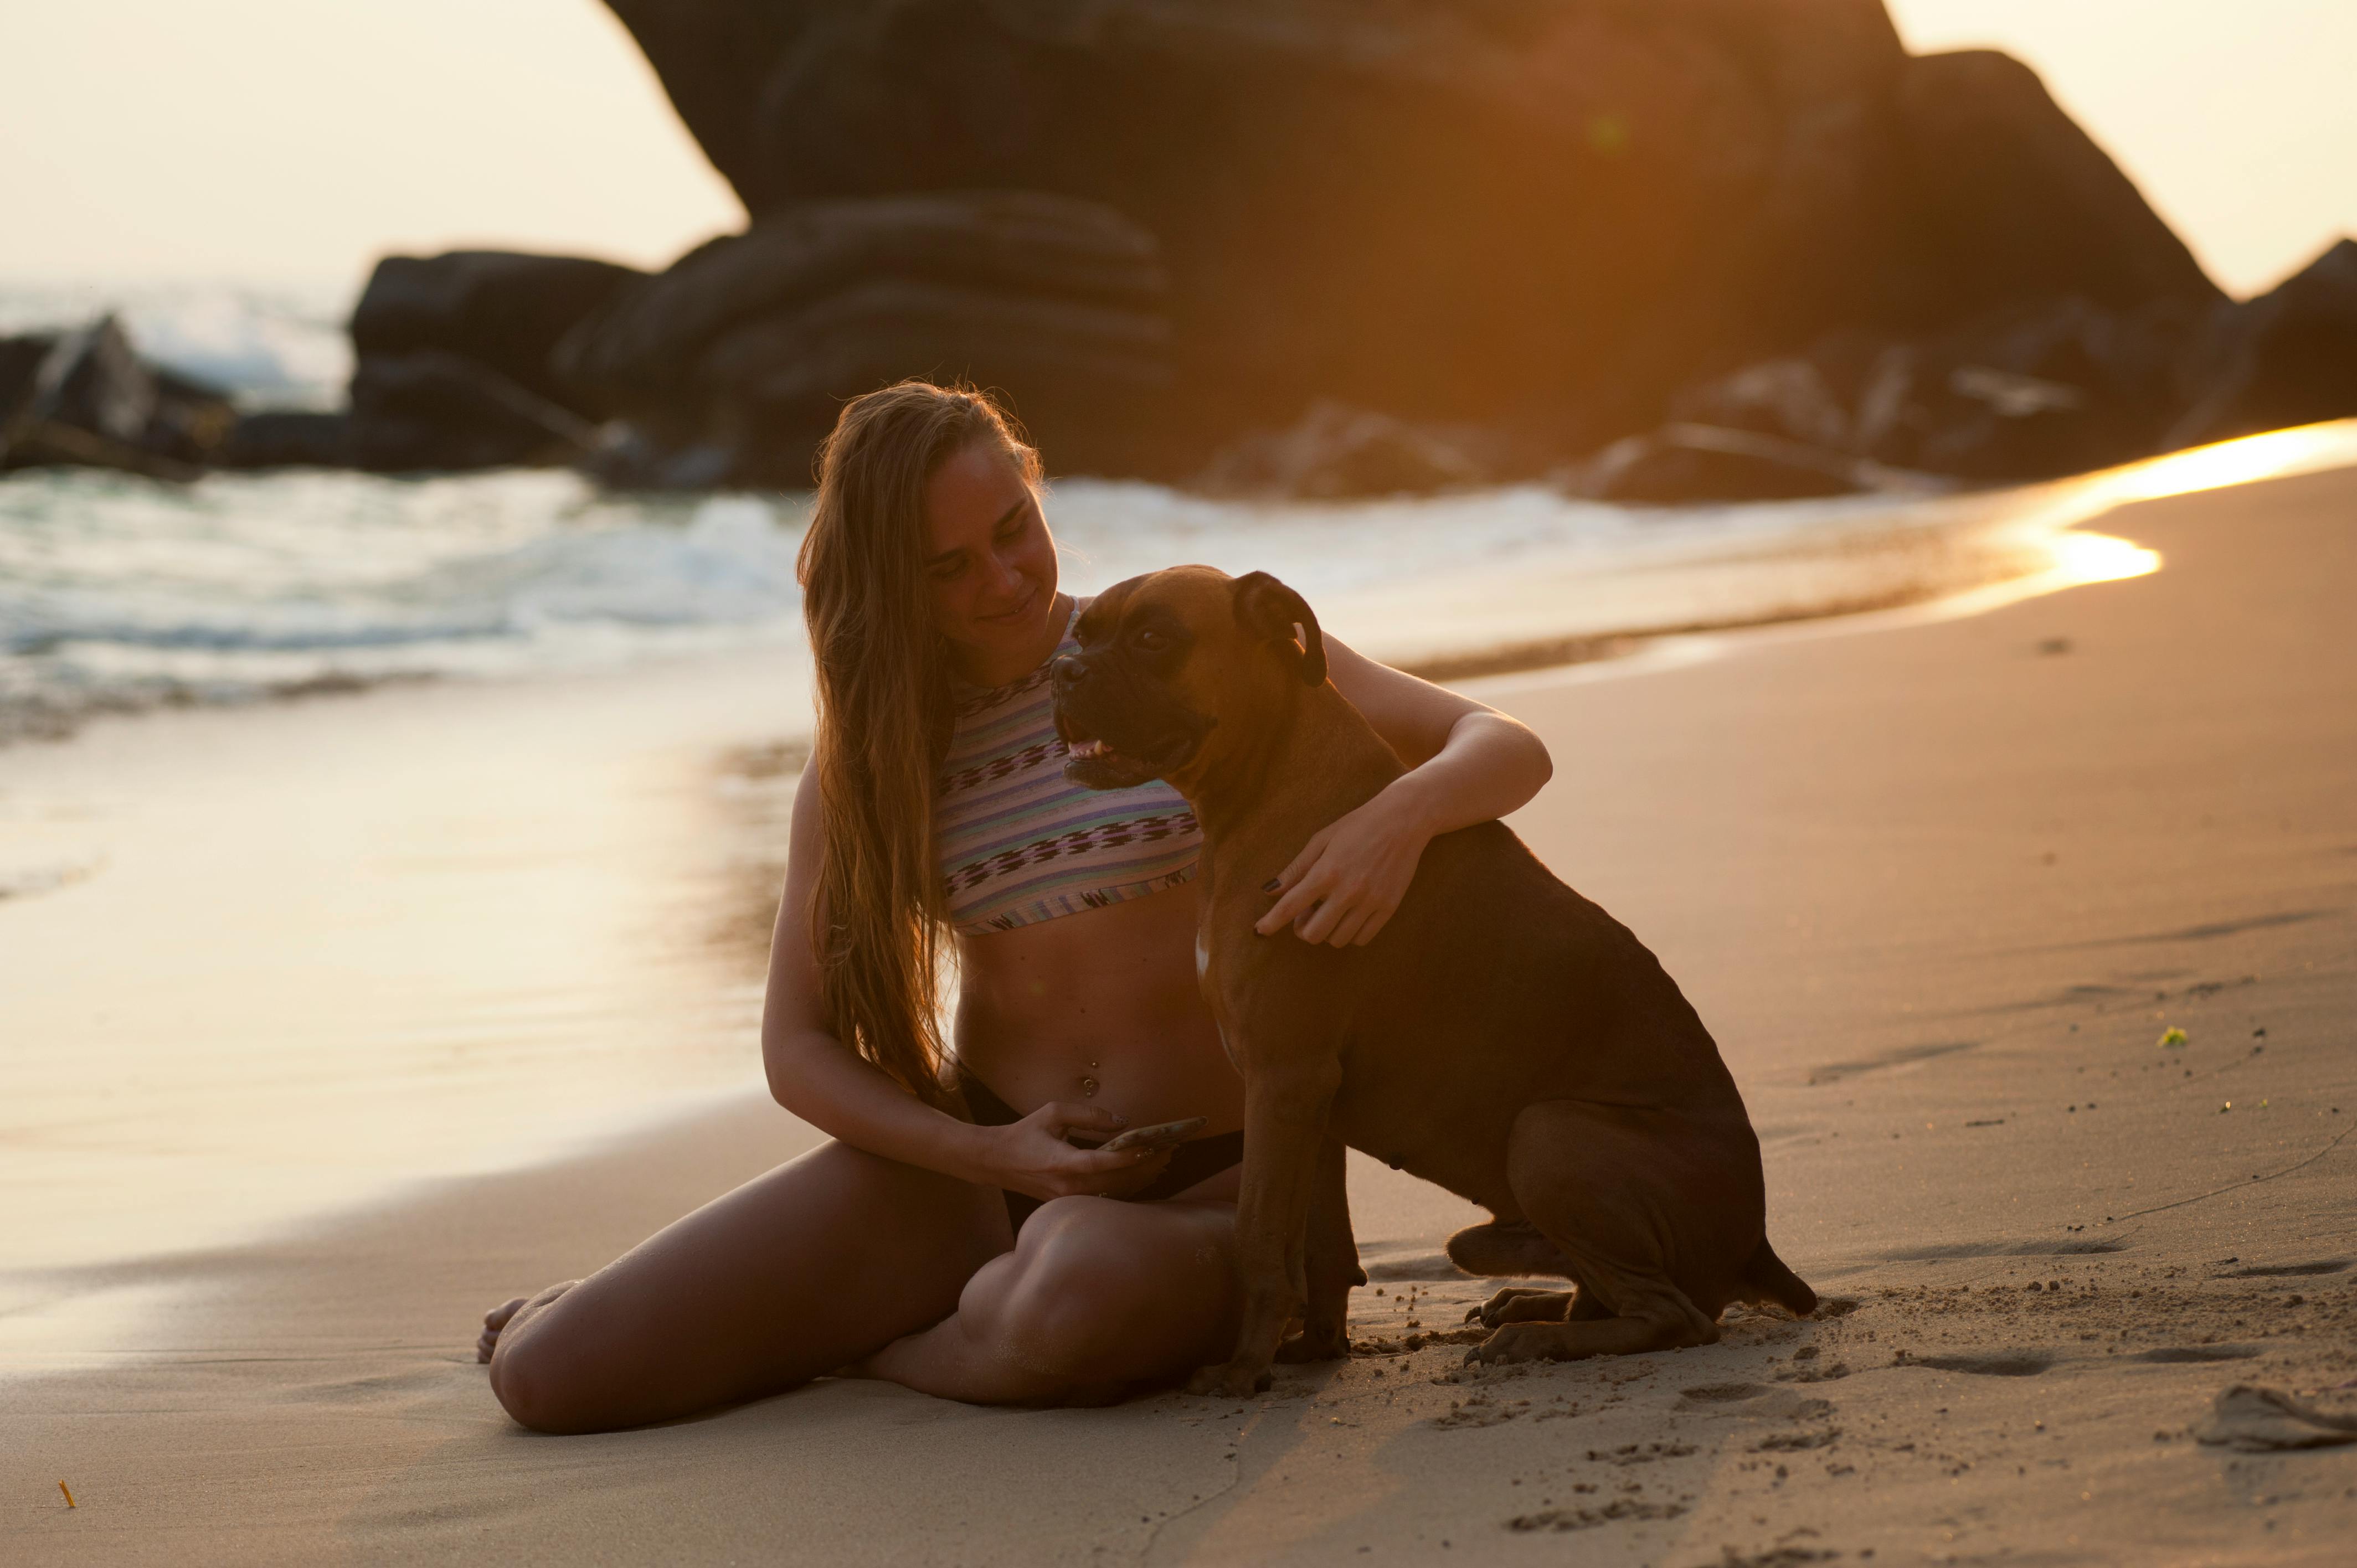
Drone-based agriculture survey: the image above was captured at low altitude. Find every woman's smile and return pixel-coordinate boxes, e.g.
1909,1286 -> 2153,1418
978,581 -> 1042,624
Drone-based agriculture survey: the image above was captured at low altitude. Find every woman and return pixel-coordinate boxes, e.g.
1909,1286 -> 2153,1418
479,382 -> 1551,1431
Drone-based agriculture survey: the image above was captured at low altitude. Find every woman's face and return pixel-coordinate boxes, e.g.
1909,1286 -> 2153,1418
924,439 -> 1060,674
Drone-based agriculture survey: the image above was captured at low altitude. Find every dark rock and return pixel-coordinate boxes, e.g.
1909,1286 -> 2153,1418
1888,50 -> 2217,321
0,318 -> 235,479
347,350 -> 598,472
593,0 -> 2220,484
579,426 -> 740,491
0,334 -> 58,447
351,250 -> 646,416
554,190 -> 1172,486
1660,294 -> 2203,486
1567,422 -> 1934,503
214,411 -> 355,470
1197,401 -> 1488,499
2171,238 -> 2357,447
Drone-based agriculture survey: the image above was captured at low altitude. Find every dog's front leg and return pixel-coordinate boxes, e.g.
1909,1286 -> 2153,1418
1187,1059 -> 1339,1398
1276,1130 -> 1360,1363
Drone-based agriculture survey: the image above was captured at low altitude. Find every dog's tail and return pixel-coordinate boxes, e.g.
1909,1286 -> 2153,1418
1738,1236 -> 1819,1318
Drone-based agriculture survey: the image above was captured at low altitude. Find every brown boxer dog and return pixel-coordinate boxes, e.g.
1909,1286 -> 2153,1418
1053,565 -> 1814,1399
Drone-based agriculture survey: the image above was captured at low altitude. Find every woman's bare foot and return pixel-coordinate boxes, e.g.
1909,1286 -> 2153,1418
471,1282 -> 577,1358
481,1282 -> 582,1368
477,1297 -> 527,1363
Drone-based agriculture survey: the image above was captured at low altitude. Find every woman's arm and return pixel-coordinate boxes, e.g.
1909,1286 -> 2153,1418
762,779 -> 1160,1199
1255,636 -> 1553,946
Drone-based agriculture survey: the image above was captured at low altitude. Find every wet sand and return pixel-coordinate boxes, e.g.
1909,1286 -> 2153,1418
5,466 -> 2356,1564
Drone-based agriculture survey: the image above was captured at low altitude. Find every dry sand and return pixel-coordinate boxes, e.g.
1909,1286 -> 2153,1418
6,466 -> 2355,1565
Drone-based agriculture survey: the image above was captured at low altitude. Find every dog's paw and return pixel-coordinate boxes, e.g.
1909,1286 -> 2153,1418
1274,1326 -> 1348,1365
1465,1322 -> 1565,1366
1470,1286 -> 1575,1329
1187,1361 -> 1274,1399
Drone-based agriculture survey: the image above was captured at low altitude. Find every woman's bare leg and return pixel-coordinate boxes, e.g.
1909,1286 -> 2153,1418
860,1189 -> 1243,1406
486,1139 -> 1010,1433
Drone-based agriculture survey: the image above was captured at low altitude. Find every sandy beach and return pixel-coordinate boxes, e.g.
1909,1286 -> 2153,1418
5,461 -> 2355,1565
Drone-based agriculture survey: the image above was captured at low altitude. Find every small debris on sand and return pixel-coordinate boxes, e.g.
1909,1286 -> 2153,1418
2196,1385 -> 2357,1451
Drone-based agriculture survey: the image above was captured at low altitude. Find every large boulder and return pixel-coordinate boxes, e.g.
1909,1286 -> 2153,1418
594,0 -> 2220,479
554,190 -> 1173,485
349,250 -> 645,416
347,350 -> 597,473
2170,239 -> 2357,447
1885,51 -> 2217,322
213,411 -> 354,470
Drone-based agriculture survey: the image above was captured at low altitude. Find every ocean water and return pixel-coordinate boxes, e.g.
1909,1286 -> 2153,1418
11,286 -> 2357,754
0,282 -> 2281,746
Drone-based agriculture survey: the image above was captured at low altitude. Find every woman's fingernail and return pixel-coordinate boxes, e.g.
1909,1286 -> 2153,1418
1262,879 -> 1281,894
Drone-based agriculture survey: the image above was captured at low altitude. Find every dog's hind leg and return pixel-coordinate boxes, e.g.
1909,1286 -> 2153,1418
1465,1098 -> 1758,1366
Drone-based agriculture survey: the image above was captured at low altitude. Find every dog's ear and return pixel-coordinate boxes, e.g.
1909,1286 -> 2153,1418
1232,571 -> 1326,686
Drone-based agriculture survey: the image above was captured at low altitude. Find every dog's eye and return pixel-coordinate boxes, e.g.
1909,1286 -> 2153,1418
1132,628 -> 1169,653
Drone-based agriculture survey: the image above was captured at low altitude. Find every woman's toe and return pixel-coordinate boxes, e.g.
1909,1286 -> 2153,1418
477,1296 -> 529,1362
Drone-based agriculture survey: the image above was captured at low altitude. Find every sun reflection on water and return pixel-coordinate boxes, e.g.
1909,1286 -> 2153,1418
1906,420 -> 2357,625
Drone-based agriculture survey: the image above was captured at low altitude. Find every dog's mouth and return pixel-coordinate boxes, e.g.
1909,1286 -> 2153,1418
1061,728 -> 1188,790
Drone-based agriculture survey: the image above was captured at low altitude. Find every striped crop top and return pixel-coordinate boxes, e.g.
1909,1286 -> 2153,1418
938,600 -> 1201,935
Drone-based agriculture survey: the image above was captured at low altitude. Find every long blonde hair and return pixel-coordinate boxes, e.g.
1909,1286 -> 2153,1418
797,381 -> 1043,1108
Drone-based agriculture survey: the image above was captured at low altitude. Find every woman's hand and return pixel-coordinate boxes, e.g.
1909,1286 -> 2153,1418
977,1101 -> 1176,1201
1254,783 -> 1434,947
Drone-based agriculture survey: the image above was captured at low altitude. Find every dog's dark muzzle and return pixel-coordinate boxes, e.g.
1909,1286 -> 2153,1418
1052,652 -> 1207,789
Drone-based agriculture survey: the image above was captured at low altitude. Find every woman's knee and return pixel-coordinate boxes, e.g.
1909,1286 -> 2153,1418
964,1199 -> 1177,1381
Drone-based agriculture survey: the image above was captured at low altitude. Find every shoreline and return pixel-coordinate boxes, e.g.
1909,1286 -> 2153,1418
9,420 -> 2354,757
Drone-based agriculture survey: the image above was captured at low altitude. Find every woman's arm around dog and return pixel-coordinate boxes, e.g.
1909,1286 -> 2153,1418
1257,638 -> 1552,947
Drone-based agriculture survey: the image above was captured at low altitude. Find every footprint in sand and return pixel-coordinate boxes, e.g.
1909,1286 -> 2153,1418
1677,1384 -> 1836,1422
1903,1351 -> 2053,1377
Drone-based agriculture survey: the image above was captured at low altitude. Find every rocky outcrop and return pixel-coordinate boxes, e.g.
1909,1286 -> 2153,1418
0,318 -> 236,479
23,4 -> 2350,496
347,349 -> 598,473
332,251 -> 640,473
350,251 -> 644,415
585,0 -> 2225,484
1567,423 -> 1942,504
2170,239 -> 2357,448
555,190 -> 1173,486
1651,295 -> 2202,488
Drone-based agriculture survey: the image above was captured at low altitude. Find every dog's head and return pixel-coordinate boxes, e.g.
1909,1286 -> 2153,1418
1052,566 -> 1325,794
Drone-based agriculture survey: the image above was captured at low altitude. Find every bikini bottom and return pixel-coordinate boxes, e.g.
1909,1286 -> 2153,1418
959,1072 -> 1244,1234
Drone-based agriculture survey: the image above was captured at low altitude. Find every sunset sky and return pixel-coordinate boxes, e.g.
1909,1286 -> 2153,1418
3,0 -> 2351,300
